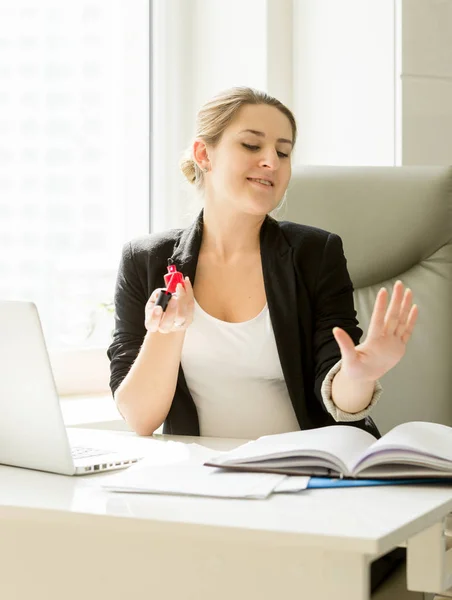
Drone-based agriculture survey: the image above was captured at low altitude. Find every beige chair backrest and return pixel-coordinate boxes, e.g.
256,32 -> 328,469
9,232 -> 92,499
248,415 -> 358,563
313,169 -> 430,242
282,165 -> 452,434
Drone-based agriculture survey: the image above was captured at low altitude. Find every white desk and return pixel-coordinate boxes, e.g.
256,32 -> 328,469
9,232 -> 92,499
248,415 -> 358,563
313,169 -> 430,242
1,429 -> 452,600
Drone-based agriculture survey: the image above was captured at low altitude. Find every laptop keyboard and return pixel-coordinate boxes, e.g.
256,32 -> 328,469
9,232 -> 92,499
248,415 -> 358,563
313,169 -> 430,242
71,446 -> 112,459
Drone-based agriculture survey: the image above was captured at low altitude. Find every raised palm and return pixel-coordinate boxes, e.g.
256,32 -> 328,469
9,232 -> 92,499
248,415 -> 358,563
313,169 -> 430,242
333,281 -> 418,382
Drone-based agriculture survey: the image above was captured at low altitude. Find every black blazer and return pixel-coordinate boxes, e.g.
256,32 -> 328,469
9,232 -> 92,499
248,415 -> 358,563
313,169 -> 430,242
107,210 -> 380,438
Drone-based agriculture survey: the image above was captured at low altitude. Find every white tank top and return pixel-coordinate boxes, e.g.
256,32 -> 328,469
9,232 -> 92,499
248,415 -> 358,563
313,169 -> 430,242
180,299 -> 300,439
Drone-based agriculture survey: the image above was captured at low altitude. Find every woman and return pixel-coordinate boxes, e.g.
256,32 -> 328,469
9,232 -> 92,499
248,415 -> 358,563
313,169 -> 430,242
108,86 -> 417,441
108,86 -> 418,597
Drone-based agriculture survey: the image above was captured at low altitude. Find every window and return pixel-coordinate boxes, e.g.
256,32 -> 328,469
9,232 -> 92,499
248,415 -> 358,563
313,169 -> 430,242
0,0 -> 149,392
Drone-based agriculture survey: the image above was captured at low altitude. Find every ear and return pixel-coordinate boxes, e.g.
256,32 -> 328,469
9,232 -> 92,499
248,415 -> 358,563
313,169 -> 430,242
193,139 -> 210,171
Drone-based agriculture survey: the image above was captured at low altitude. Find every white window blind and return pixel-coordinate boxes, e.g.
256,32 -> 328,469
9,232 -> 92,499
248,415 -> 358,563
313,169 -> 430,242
0,0 -> 149,352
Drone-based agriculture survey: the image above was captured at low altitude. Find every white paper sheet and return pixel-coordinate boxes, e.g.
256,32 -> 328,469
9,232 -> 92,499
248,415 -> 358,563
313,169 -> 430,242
102,463 -> 286,499
272,476 -> 310,493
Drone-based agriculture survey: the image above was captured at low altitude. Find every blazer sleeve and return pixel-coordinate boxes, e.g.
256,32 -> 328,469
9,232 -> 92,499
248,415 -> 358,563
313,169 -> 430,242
107,241 -> 148,397
312,233 -> 382,421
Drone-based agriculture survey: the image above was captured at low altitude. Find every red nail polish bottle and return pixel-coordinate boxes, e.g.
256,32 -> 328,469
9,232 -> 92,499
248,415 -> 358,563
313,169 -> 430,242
155,261 -> 185,312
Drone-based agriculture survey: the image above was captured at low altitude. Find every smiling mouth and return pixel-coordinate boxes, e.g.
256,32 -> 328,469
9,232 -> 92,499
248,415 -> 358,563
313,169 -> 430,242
247,178 -> 274,187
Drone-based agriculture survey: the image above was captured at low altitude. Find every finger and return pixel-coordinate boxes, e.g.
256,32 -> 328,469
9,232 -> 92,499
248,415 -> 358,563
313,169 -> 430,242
146,288 -> 166,310
172,296 -> 189,329
333,327 -> 356,363
366,287 -> 388,340
401,304 -> 418,344
158,296 -> 178,333
384,280 -> 405,336
145,296 -> 155,313
174,282 -> 186,299
183,276 -> 194,298
174,284 -> 189,323
394,288 -> 413,338
180,277 -> 195,323
145,305 -> 163,332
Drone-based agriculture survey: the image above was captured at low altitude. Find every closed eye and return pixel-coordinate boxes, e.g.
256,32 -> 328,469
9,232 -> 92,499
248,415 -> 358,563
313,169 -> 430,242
241,143 -> 289,158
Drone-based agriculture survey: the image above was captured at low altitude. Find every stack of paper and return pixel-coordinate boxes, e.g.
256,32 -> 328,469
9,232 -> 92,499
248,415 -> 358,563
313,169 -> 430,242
101,463 -> 310,499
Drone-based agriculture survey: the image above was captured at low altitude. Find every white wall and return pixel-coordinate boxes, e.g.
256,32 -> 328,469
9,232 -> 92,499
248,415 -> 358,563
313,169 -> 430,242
151,0 -> 195,233
290,0 -> 452,167
292,0 -> 396,166
400,0 -> 452,165
191,0 -> 267,114
151,0 -> 293,231
151,0 -> 452,231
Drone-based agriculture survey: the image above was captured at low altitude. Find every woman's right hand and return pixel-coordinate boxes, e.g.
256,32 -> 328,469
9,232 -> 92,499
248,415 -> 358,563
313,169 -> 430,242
144,276 -> 195,334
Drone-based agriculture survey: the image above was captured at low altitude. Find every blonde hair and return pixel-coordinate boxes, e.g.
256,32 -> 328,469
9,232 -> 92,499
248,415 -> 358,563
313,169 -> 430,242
180,86 -> 297,190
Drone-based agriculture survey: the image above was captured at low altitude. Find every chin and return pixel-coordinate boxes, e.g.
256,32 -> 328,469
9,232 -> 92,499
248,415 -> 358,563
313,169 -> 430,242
245,198 -> 279,216
240,205 -> 270,218
230,190 -> 280,217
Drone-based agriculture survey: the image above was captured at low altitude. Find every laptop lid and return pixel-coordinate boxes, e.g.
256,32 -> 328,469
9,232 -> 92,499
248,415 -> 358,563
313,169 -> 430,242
0,300 -> 77,475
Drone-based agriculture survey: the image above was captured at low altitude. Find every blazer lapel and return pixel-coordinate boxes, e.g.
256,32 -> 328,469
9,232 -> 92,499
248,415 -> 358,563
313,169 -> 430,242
165,211 -> 204,435
260,217 -> 311,428
170,210 -> 204,282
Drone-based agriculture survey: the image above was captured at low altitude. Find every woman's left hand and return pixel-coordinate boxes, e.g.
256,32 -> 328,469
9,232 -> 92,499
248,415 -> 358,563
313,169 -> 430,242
332,280 -> 418,382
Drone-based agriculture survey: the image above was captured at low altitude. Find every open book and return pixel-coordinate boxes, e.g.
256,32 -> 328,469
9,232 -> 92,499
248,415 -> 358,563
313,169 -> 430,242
204,422 -> 452,479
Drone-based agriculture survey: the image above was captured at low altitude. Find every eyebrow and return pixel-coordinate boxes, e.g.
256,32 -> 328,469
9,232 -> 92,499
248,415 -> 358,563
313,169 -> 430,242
238,129 -> 293,146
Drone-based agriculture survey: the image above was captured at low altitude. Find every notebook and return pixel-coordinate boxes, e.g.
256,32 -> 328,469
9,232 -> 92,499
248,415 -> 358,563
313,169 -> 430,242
0,300 -> 143,476
204,421 -> 452,479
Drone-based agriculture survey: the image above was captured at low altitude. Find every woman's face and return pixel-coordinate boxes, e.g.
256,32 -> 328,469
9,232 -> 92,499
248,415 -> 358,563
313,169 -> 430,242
201,104 -> 294,216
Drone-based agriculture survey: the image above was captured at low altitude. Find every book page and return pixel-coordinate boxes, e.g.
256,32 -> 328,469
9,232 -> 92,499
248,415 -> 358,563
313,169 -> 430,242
206,425 -> 377,476
353,421 -> 452,475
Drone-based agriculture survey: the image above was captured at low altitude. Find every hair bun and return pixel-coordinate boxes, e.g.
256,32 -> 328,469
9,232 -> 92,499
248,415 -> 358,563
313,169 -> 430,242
180,156 -> 197,185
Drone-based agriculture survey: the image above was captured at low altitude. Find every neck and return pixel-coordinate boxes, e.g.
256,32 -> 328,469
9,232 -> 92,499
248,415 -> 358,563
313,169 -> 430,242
201,203 -> 265,262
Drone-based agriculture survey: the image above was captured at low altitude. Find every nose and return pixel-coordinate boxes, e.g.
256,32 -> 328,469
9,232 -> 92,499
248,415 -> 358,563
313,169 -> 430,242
259,147 -> 279,170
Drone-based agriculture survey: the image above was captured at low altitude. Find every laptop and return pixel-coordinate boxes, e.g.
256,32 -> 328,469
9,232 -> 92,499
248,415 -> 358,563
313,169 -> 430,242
0,300 -> 143,475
